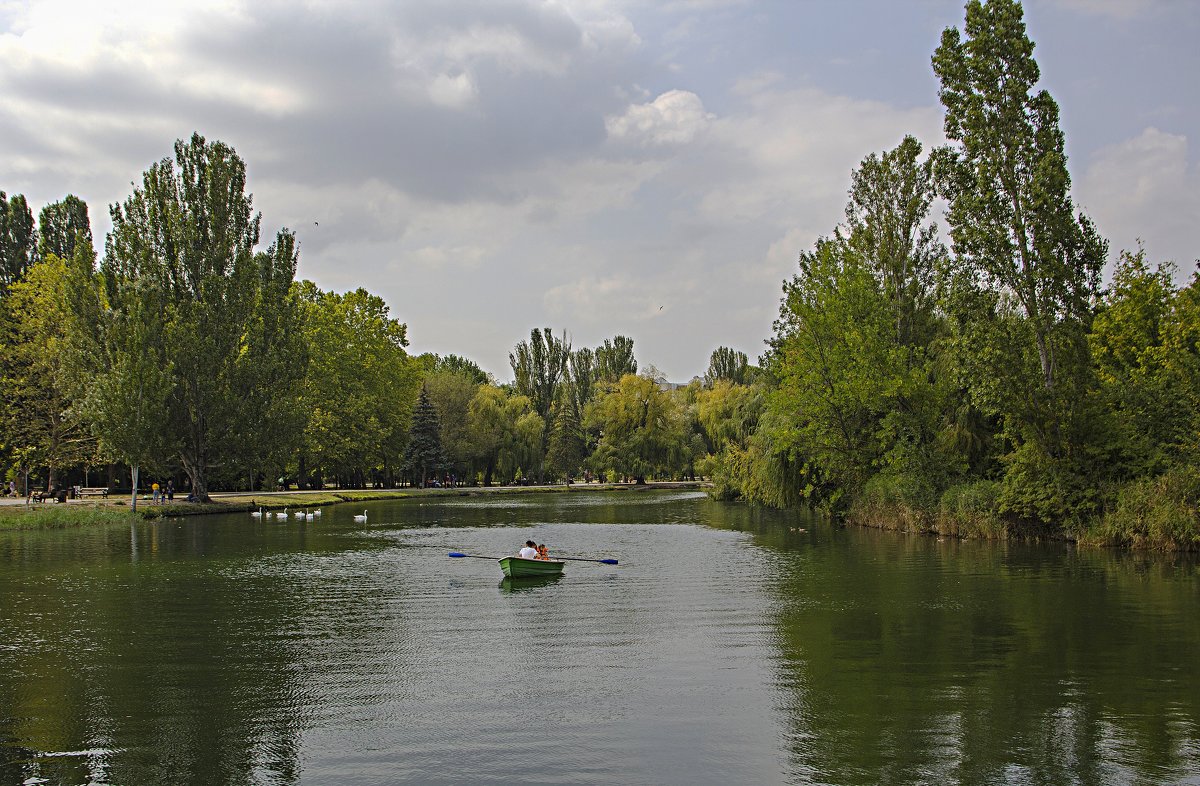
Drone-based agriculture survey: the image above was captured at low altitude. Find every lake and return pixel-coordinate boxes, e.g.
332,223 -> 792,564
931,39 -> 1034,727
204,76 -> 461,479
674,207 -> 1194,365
1,490 -> 1197,785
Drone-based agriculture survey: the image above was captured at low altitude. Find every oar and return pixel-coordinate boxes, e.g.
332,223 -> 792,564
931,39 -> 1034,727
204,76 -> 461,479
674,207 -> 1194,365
554,555 -> 619,565
448,551 -> 618,565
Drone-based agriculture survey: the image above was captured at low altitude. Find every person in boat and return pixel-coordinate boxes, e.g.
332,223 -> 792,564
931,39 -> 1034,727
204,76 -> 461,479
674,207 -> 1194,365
536,544 -> 549,560
518,540 -> 538,559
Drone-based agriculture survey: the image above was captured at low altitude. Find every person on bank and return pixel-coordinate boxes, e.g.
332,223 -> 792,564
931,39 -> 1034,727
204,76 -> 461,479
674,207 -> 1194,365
518,540 -> 538,559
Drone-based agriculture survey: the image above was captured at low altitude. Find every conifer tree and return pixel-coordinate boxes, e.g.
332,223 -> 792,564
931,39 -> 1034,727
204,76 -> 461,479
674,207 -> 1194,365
403,386 -> 447,487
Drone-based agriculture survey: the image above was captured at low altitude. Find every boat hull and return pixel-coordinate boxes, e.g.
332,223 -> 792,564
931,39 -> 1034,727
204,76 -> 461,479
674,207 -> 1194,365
499,556 -> 565,578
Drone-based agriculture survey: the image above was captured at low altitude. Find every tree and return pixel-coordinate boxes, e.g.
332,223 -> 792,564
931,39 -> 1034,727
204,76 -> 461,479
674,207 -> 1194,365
232,234 -> 308,489
844,135 -> 941,351
1,249 -> 101,491
433,353 -> 489,385
933,1 -> 1109,519
296,283 -> 419,488
509,327 -> 570,475
403,387 -> 447,487
466,386 -> 540,485
585,373 -> 686,484
424,367 -> 484,481
704,346 -> 749,386
37,195 -> 92,262
932,0 -> 1105,393
0,191 -> 35,290
546,388 -> 586,480
594,335 -> 637,382
80,264 -> 174,510
103,133 -> 303,501
1089,249 -> 1200,476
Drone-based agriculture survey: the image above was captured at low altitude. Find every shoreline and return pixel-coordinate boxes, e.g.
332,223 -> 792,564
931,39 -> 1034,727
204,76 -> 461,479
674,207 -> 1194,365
0,481 -> 710,529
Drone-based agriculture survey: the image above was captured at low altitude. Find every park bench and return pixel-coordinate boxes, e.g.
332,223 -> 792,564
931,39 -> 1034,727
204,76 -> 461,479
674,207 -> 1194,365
75,486 -> 110,498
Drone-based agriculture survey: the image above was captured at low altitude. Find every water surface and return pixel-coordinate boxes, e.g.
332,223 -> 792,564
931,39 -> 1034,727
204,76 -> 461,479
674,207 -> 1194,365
1,491 -> 1197,784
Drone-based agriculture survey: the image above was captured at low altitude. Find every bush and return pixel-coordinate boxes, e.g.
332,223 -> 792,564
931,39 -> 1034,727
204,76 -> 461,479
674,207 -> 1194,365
1083,467 -> 1200,551
936,480 -> 1006,539
847,472 -> 938,532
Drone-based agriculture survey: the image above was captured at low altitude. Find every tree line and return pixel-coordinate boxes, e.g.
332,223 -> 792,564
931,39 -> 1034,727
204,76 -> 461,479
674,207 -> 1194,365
706,0 -> 1199,549
0,136 -> 755,502
2,0 -> 1195,548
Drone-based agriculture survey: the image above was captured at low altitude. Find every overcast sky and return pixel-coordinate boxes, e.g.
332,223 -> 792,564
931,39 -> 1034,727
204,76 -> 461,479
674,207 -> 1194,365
1,0 -> 1196,381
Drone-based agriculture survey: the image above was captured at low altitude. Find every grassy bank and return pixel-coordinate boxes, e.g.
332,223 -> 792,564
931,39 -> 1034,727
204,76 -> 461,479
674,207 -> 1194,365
841,469 -> 1200,552
0,504 -> 137,530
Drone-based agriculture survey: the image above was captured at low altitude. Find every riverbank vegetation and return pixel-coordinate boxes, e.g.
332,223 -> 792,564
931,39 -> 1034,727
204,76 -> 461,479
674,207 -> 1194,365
708,0 -> 1199,551
0,0 -> 1195,549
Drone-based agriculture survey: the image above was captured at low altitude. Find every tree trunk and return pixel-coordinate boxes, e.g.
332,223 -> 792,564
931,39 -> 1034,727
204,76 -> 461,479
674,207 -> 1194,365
130,464 -> 139,511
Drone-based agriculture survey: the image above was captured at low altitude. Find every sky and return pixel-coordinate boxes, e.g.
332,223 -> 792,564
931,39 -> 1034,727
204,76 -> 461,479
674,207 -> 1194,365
1,0 -> 1196,382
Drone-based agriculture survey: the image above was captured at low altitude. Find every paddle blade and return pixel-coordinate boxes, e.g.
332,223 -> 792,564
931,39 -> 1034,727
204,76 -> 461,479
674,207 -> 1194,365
448,552 -> 468,558
600,558 -> 618,565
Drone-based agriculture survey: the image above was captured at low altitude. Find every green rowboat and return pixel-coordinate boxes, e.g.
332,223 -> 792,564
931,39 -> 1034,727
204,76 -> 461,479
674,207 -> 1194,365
499,556 -> 565,578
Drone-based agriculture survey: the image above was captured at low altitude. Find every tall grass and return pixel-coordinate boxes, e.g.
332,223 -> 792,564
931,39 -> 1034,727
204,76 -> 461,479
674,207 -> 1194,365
0,505 -> 136,530
1081,467 -> 1200,551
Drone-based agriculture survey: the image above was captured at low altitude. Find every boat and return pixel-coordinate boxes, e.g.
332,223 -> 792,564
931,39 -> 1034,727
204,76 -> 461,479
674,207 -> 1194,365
498,556 -> 565,578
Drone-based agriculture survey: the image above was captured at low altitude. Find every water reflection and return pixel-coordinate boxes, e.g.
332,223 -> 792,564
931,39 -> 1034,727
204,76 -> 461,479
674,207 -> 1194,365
0,492 -> 1197,784
498,575 -> 563,593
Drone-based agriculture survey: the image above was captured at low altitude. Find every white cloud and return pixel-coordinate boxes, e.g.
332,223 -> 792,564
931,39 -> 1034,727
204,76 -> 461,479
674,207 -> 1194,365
1078,127 -> 1199,279
605,89 -> 711,146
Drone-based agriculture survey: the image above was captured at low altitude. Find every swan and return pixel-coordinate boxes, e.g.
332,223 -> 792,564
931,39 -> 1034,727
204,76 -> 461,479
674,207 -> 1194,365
293,510 -> 305,519
304,511 -> 314,521
353,510 -> 368,523
312,509 -> 322,518
275,508 -> 288,521
250,507 -> 263,518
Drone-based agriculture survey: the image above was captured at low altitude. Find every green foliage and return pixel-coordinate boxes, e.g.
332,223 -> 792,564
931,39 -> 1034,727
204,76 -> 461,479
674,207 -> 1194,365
594,335 -> 637,382
1089,249 -> 1200,476
466,385 -> 540,485
933,0 -> 1105,398
704,346 -> 749,387
1085,467 -> 1200,551
509,327 -> 571,447
546,389 -> 587,480
403,387 -> 448,486
1,250 -> 102,489
937,480 -> 1006,538
433,353 -> 489,385
424,367 -> 484,478
296,282 -> 419,487
0,191 -> 35,290
37,195 -> 91,262
585,373 -> 685,483
102,133 -> 304,500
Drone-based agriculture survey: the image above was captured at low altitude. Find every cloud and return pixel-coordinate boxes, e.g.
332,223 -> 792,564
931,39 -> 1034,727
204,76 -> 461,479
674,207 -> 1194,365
605,89 -> 712,146
1050,0 -> 1165,20
1078,127 -> 1199,279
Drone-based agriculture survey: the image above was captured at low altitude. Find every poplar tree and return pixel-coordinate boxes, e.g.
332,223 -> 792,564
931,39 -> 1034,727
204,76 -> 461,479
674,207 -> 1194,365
0,192 -> 35,290
594,335 -> 637,382
932,0 -> 1105,394
38,195 -> 92,262
103,133 -> 304,501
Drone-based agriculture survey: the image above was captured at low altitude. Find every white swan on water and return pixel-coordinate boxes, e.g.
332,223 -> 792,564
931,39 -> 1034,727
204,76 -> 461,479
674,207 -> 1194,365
250,507 -> 263,518
353,510 -> 367,523
304,511 -> 314,521
312,509 -> 322,518
275,509 -> 288,521
293,510 -> 305,519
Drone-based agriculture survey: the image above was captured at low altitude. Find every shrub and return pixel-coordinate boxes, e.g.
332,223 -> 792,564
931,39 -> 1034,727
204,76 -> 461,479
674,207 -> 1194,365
936,480 -> 1006,539
1084,467 -> 1200,551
